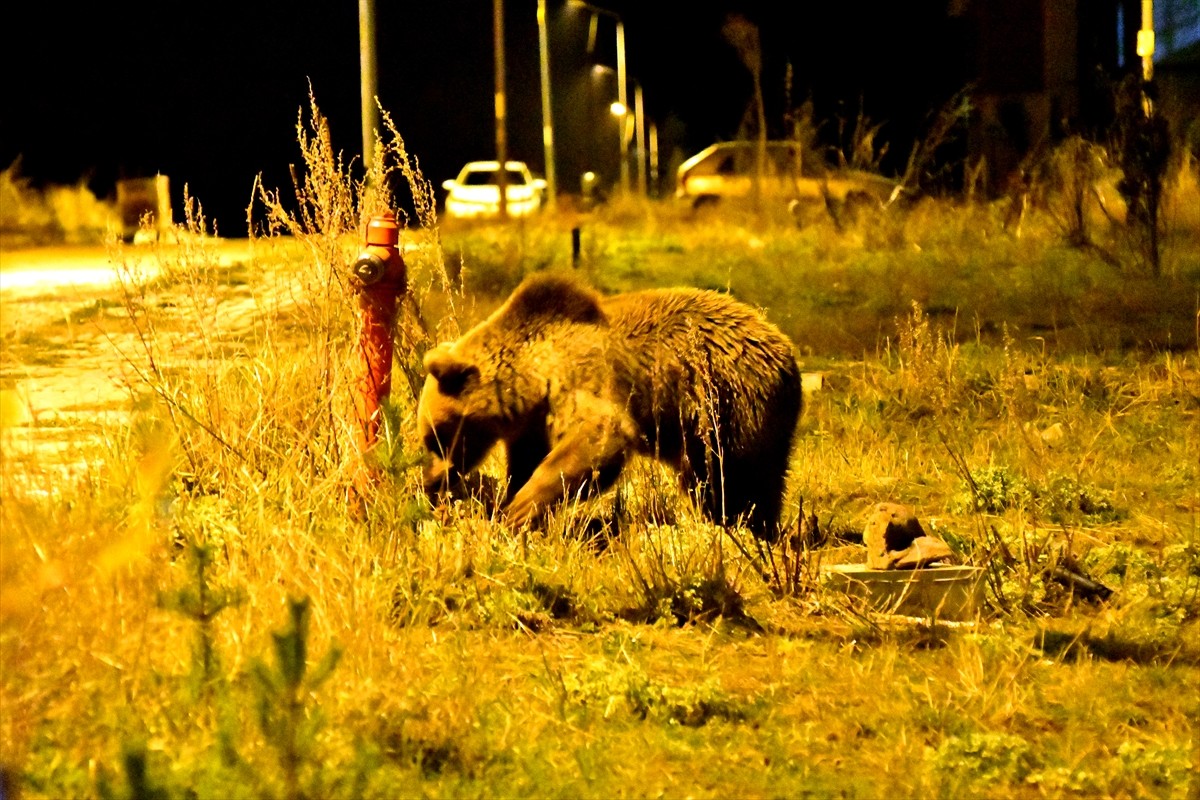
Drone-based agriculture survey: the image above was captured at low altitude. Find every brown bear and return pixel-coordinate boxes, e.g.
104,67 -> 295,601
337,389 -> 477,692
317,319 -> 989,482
417,273 -> 802,538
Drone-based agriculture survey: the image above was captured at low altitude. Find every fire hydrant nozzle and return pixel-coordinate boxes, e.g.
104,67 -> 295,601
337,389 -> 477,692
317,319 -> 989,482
353,253 -> 387,285
351,212 -> 407,504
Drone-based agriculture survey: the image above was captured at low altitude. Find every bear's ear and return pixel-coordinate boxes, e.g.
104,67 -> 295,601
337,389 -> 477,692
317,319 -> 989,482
424,346 -> 478,396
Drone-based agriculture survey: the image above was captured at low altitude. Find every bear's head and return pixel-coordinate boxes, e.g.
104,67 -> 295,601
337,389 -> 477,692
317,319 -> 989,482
418,343 -> 497,500
416,273 -> 610,501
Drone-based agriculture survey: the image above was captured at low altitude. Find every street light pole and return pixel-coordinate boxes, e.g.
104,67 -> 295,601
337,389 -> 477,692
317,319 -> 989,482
537,0 -> 557,210
1138,0 -> 1155,83
358,0 -> 379,176
614,17 -> 629,195
493,0 -> 508,219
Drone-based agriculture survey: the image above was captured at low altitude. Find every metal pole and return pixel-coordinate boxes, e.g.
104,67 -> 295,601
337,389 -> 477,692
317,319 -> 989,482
634,83 -> 646,196
494,0 -> 509,219
649,121 -> 659,198
615,18 -> 629,195
537,0 -> 557,210
358,0 -> 379,173
1138,0 -> 1156,117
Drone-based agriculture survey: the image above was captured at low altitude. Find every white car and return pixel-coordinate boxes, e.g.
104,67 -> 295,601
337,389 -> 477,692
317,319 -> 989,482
442,161 -> 547,219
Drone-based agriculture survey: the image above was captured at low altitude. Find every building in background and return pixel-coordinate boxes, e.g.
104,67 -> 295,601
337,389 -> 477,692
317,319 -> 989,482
961,0 -> 1200,193
1155,39 -> 1200,158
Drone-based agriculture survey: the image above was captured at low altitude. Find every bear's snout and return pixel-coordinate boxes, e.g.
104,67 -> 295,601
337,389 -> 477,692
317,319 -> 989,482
422,456 -> 453,498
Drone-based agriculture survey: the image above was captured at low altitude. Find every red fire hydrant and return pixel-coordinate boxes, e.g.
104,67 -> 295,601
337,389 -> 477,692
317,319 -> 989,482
351,212 -> 406,499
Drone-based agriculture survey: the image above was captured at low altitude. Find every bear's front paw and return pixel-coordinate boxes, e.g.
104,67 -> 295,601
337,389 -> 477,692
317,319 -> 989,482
502,496 -> 538,529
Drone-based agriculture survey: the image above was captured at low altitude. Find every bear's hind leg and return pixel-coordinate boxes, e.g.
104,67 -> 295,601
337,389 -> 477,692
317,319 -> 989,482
695,454 -> 788,540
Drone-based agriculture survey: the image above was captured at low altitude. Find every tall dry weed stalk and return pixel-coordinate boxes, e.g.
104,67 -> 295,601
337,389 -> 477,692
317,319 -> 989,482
1044,135 -> 1111,249
1112,75 -> 1171,277
112,90 -> 461,509
835,99 -> 888,173
898,88 -> 973,197
374,103 -> 466,392
892,301 -> 964,414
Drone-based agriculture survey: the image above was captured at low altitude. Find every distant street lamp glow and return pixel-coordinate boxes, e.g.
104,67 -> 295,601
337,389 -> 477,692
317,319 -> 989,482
591,64 -> 625,192
592,62 -> 648,197
573,0 -> 628,194
594,63 -> 646,197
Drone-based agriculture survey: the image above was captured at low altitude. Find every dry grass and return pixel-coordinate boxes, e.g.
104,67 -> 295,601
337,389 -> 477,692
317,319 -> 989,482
2,101 -> 1199,798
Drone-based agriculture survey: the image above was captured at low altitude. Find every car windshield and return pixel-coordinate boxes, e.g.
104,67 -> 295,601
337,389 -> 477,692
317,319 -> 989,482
462,168 -> 528,186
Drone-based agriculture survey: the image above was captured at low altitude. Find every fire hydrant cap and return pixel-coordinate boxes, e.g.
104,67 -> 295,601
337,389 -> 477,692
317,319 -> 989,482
365,213 -> 400,248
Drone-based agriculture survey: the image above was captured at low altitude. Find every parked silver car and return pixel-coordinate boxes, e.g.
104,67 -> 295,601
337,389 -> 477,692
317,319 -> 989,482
675,141 -> 900,210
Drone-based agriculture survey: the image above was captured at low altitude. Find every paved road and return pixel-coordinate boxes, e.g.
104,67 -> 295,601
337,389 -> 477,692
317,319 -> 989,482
0,238 -> 258,295
0,235 -> 432,295
0,246 -> 129,293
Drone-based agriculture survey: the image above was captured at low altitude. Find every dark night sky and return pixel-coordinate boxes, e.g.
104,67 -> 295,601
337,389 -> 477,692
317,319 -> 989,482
0,1 -> 972,234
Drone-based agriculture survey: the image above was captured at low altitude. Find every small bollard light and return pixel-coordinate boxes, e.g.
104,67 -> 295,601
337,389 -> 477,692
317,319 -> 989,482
580,171 -> 599,211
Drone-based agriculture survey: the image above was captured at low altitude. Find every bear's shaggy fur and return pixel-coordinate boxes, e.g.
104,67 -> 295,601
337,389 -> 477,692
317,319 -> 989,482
417,273 -> 802,537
